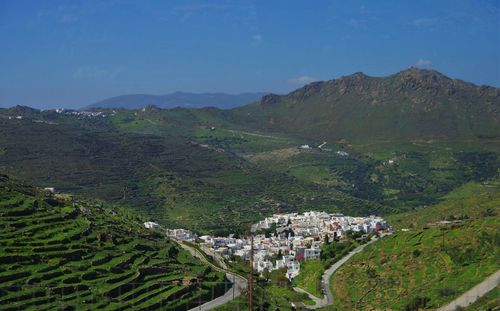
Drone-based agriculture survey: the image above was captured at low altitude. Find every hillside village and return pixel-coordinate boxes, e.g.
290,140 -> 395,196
55,108 -> 116,118
147,211 -> 389,280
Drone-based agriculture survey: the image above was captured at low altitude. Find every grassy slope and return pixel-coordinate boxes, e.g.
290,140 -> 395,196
1,107 -> 500,235
386,179 -> 500,228
214,277 -> 314,311
465,286 -> 499,310
327,181 -> 500,310
292,237 -> 361,300
292,259 -> 324,298
0,111 -> 385,234
0,175 -> 225,310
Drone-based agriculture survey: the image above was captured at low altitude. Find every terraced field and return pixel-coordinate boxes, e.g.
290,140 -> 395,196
329,219 -> 498,310
0,175 -> 226,310
328,181 -> 500,310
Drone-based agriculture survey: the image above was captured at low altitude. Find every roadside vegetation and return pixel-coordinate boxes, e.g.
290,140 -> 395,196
214,267 -> 314,311
465,286 -> 499,310
293,234 -> 363,298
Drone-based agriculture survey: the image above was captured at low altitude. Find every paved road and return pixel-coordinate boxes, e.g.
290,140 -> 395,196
437,270 -> 500,311
293,287 -> 328,309
292,233 -> 391,309
292,232 -> 498,311
177,233 -> 390,310
174,240 -> 248,311
188,273 -> 247,311
321,233 -> 392,305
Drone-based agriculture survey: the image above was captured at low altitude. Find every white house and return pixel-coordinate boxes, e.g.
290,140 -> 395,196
199,235 -> 213,243
144,222 -> 160,229
254,260 -> 274,273
304,248 -> 321,260
276,255 -> 295,269
166,229 -> 196,241
234,249 -> 250,260
286,261 -> 300,280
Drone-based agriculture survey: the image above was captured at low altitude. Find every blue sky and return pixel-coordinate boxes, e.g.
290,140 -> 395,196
0,0 -> 499,109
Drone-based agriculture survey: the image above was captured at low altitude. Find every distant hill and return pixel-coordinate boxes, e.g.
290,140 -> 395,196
1,68 -> 500,235
0,110 -> 390,233
84,91 -> 267,110
233,68 -> 500,142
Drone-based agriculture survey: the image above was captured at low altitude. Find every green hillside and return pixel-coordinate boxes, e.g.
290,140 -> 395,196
2,104 -> 500,235
0,175 -> 225,310
0,69 -> 499,235
0,110 -> 385,234
327,181 -> 500,310
232,68 -> 500,142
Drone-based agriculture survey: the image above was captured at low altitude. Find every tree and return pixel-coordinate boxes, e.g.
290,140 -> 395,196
269,268 -> 289,286
482,208 -> 496,217
276,249 -> 283,260
324,234 -> 330,245
404,296 -> 430,311
262,268 -> 271,281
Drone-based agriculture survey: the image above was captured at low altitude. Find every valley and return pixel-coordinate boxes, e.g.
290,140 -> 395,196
2,1 -> 499,309
0,68 -> 499,310
2,71 -> 499,235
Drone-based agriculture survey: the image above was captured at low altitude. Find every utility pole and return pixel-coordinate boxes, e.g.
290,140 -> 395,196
442,227 -> 445,249
248,233 -> 254,311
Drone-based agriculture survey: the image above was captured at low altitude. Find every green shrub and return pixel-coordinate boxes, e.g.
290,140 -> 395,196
404,296 -> 430,311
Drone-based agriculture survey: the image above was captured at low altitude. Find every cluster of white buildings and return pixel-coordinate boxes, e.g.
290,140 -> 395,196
199,211 -> 388,280
297,142 -> 328,150
143,222 -> 198,242
54,108 -> 116,118
166,228 -> 197,241
144,212 -> 388,280
297,142 -> 349,156
6,115 -> 24,120
255,211 -> 387,237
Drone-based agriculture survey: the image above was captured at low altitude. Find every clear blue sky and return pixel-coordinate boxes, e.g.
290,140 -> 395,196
1,0 -> 499,109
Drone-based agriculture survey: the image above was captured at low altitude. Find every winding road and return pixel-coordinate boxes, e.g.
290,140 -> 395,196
294,233 -> 392,309
179,229 -> 499,310
437,270 -> 500,311
297,233 -> 498,311
177,232 -> 390,310
174,239 -> 248,311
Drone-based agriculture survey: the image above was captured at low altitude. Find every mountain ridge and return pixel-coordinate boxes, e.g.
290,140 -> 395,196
233,68 -> 500,142
83,91 -> 268,110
